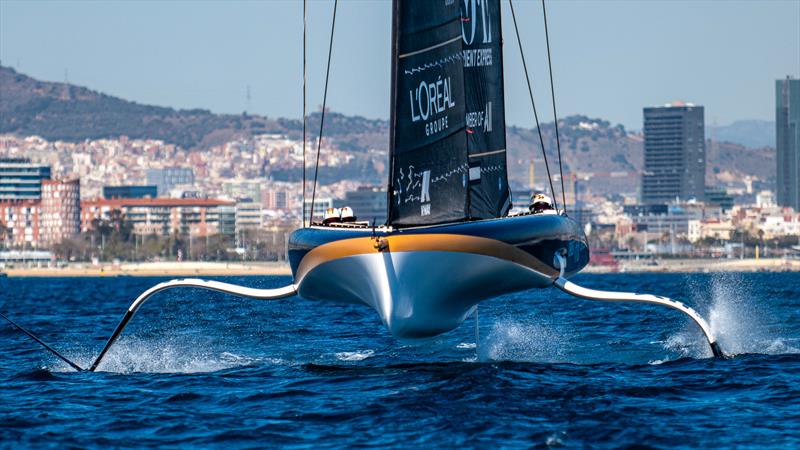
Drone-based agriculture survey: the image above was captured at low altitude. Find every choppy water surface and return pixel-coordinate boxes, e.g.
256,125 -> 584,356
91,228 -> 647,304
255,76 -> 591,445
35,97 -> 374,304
1,273 -> 798,448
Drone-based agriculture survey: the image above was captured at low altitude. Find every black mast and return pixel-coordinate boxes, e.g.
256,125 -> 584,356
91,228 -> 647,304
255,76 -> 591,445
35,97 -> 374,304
386,0 -> 399,225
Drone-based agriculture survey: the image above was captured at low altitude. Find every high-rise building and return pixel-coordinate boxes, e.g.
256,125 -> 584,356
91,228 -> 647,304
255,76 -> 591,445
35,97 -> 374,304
0,158 -> 51,200
145,167 -> 195,196
776,77 -> 800,210
40,179 -> 81,245
641,103 -> 706,204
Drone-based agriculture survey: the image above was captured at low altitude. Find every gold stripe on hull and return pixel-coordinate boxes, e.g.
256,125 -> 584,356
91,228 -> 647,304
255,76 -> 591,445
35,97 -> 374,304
295,233 -> 557,284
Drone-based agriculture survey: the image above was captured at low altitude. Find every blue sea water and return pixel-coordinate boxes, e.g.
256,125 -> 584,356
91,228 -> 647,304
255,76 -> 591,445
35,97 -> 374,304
1,272 -> 799,448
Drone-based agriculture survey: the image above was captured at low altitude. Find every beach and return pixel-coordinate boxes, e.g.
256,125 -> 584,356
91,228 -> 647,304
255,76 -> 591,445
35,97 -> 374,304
2,257 -> 798,277
2,261 -> 292,277
583,257 -> 800,274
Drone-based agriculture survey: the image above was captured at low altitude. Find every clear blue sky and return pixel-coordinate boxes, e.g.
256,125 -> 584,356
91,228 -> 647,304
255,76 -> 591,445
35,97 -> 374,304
1,0 -> 798,130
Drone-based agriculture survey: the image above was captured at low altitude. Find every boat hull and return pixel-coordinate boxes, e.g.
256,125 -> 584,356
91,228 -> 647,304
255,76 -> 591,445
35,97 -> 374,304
289,214 -> 589,339
298,249 -> 554,338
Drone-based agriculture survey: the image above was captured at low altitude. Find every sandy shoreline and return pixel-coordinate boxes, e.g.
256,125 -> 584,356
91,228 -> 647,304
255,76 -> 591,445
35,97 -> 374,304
583,257 -> 800,274
2,258 -> 797,277
2,261 -> 292,277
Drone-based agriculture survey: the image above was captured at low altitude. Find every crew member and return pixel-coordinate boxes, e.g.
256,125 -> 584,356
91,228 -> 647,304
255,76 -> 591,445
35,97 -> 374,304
529,193 -> 556,214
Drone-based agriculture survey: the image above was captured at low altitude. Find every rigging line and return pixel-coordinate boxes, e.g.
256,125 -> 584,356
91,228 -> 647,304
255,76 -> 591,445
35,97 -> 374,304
302,0 -> 308,227
508,0 -> 558,212
0,311 -> 84,372
541,0 -> 567,215
308,0 -> 338,226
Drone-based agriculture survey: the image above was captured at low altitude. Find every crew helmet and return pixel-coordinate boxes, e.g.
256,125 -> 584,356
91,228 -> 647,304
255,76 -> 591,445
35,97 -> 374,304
340,206 -> 357,222
323,207 -> 342,224
529,193 -> 554,213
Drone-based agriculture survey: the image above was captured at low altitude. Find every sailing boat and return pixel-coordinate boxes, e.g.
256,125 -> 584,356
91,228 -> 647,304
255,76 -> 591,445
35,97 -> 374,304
1,0 -> 722,373
290,0 -> 588,339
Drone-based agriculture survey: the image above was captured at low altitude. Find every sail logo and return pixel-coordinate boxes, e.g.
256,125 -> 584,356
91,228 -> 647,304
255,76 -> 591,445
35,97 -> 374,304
420,170 -> 431,216
484,101 -> 492,132
409,76 -> 456,137
461,0 -> 494,67
462,48 -> 492,68
465,102 -> 493,133
461,0 -> 492,46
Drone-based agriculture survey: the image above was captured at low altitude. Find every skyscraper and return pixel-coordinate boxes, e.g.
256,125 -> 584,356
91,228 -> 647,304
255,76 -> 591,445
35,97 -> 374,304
776,77 -> 800,210
641,103 -> 706,204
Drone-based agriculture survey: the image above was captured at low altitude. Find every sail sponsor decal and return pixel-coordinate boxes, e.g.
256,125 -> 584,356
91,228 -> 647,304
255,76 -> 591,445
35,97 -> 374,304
465,101 -> 493,133
395,41 -> 464,150
420,169 -> 431,216
461,0 -> 494,68
462,48 -> 493,68
461,0 -> 502,143
393,161 -> 469,220
409,76 -> 457,137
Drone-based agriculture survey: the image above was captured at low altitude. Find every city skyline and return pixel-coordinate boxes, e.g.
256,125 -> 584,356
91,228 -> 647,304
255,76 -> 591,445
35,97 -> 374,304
1,1 -> 798,258
1,0 -> 798,130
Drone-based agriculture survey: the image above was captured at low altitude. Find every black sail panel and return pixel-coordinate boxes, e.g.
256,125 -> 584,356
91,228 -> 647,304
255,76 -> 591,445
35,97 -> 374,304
463,0 -> 510,218
389,0 -> 469,226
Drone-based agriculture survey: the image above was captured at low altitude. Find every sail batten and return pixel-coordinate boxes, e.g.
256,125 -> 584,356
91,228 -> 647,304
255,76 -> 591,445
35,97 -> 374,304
388,0 -> 510,227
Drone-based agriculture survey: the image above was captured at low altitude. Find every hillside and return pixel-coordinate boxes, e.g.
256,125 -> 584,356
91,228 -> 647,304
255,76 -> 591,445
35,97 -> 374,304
0,65 -> 386,151
709,120 -> 775,149
0,65 -> 775,194
0,66 -> 271,148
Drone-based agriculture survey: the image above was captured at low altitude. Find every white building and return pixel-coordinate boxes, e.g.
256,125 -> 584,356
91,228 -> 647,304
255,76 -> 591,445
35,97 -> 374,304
235,202 -> 263,231
687,219 -> 735,243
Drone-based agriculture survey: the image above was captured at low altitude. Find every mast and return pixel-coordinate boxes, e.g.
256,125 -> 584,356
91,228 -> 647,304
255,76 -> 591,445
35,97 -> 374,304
302,0 -> 307,227
386,0 -> 399,225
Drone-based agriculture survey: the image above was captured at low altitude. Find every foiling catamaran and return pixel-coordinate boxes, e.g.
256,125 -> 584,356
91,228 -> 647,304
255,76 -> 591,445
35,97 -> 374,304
2,0 -> 723,372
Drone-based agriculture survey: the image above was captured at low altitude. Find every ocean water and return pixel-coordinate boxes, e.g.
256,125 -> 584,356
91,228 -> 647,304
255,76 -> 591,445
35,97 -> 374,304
1,272 -> 798,448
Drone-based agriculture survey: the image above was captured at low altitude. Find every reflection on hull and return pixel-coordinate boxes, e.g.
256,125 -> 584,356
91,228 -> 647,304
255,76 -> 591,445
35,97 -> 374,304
297,251 -> 553,339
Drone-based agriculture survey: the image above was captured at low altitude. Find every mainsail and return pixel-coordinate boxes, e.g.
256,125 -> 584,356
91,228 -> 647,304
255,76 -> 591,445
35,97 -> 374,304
388,0 -> 510,227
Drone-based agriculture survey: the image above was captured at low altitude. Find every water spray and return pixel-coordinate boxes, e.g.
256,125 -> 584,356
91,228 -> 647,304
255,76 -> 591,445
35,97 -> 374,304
553,253 -> 725,358
2,279 -> 297,372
